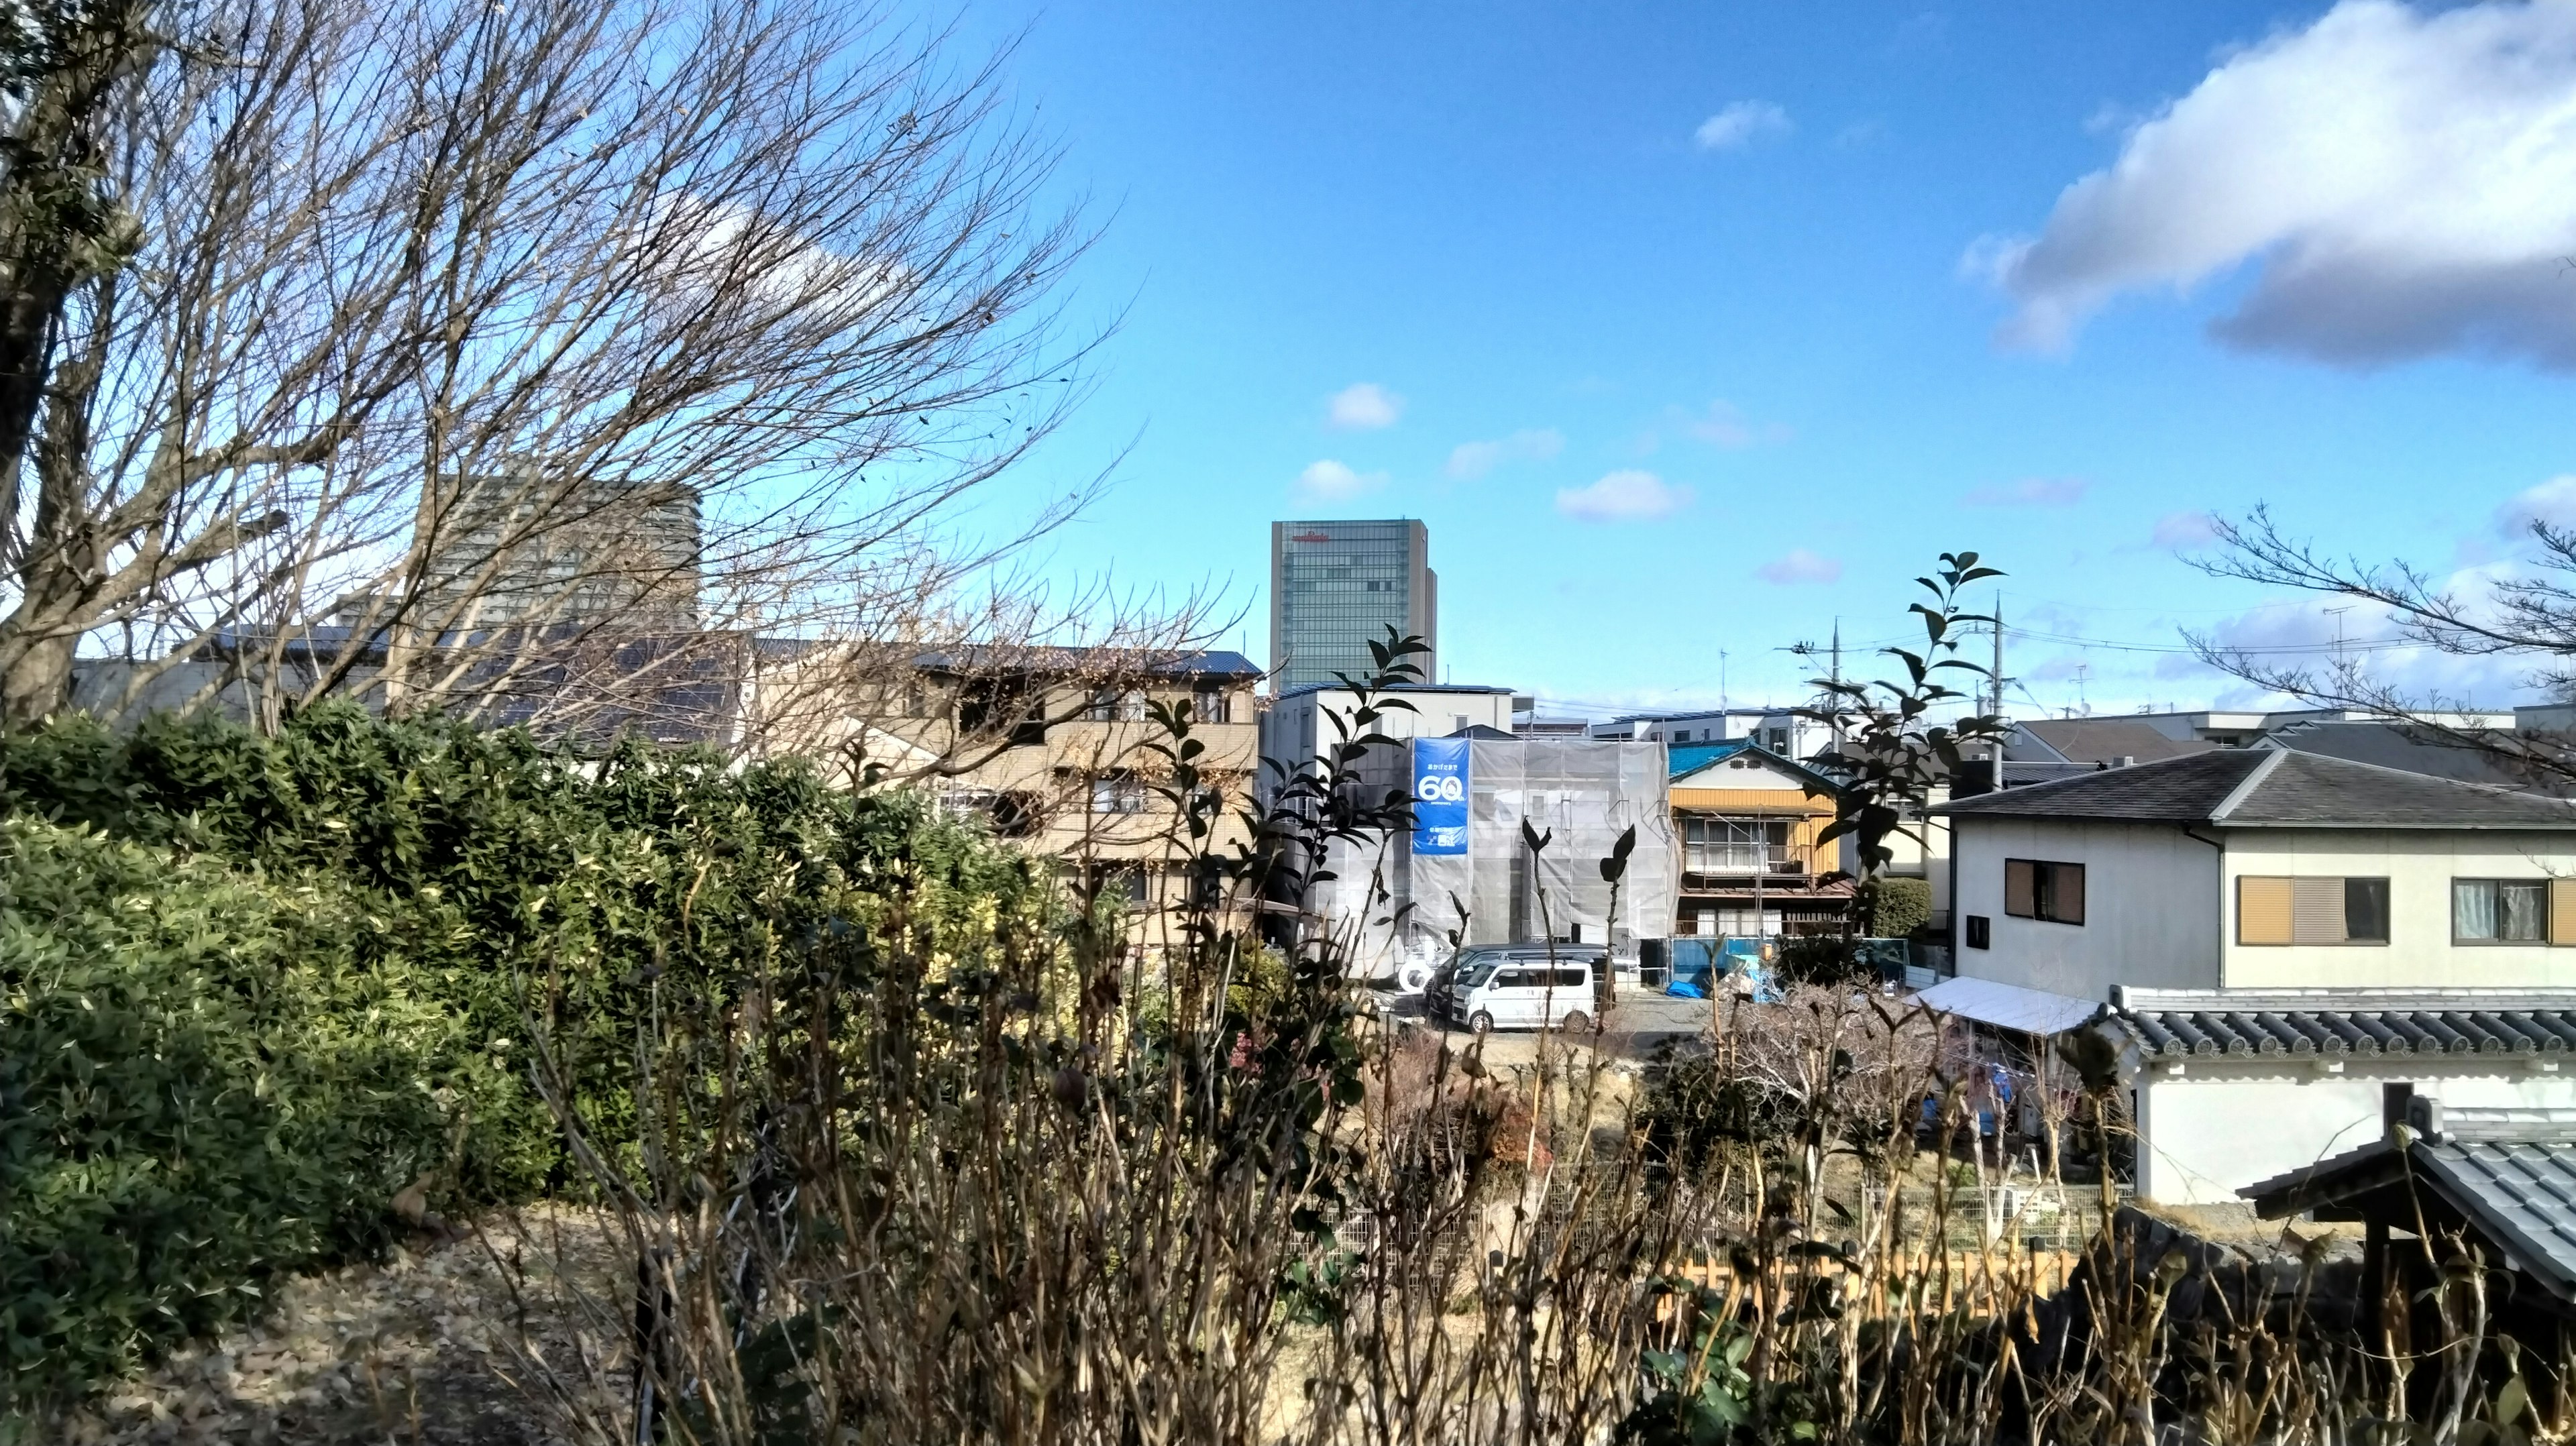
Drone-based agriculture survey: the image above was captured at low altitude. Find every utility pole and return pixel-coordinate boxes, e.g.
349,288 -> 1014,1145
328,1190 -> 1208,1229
1829,618 -> 1843,757
1990,591 -> 2007,767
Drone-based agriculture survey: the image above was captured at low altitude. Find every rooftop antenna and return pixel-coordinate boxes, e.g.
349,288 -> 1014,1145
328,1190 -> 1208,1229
2324,604 -> 2355,667
1718,649 -> 1729,714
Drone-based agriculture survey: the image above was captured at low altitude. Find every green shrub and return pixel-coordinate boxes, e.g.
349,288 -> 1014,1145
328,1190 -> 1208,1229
0,706 -> 1056,1404
0,821 -> 473,1407
1857,874 -> 1932,939
0,704 -> 1049,1202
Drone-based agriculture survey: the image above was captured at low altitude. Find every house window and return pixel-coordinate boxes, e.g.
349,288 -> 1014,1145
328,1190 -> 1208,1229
1193,686 -> 1228,724
2237,876 -> 2390,945
1766,727 -> 1790,753
1684,818 -> 1791,875
1964,915 -> 1991,950
2453,878 -> 2576,944
2003,858 -> 2085,925
1090,773 -> 1147,814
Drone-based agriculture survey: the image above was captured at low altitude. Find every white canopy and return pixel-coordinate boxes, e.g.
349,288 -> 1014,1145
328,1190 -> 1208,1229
1913,976 -> 2100,1036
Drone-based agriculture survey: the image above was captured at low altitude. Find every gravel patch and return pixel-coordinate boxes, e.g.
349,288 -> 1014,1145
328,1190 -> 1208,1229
49,1207 -> 630,1446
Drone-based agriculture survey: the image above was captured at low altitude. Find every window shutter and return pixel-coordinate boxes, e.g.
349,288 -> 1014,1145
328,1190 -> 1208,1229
2051,863 -> 2086,925
2238,877 -> 2293,946
2004,859 -> 2036,918
2553,878 -> 2576,946
2291,877 -> 2345,944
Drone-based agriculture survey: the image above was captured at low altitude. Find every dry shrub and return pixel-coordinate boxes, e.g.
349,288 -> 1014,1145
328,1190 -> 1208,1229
499,683 -> 2571,1446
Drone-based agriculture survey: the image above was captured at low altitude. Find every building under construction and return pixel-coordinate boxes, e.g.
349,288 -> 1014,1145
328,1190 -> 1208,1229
1309,732 -> 1676,985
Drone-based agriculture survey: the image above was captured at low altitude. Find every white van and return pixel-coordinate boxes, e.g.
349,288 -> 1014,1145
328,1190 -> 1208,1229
1448,955 -> 1596,1035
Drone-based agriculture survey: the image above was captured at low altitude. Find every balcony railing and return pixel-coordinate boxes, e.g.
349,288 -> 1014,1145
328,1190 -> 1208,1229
1682,846 -> 1801,876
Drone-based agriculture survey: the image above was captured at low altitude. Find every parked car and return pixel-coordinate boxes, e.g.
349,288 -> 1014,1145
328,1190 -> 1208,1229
1428,943 -> 1605,1021
1448,953 -> 1597,1036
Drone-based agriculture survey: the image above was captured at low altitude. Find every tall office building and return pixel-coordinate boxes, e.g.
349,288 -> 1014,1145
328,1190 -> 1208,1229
1269,518 -> 1436,692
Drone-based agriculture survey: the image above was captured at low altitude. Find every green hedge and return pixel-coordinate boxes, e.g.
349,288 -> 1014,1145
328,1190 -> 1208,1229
0,820 -> 474,1399
1858,875 -> 1933,940
0,705 -> 1050,1406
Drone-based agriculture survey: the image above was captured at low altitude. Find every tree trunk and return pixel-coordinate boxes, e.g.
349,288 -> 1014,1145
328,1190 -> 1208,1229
0,629 -> 76,725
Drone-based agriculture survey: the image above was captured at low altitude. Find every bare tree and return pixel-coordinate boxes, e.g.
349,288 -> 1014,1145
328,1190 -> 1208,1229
2190,506 -> 2576,788
0,0 -> 1122,738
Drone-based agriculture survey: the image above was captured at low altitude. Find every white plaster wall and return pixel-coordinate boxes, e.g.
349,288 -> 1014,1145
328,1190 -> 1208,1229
2218,830 -> 2576,987
1951,818 -> 2222,1001
2137,1061 -> 2576,1204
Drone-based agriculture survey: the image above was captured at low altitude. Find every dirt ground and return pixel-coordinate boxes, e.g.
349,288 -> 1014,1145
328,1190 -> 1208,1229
50,1209 -> 627,1446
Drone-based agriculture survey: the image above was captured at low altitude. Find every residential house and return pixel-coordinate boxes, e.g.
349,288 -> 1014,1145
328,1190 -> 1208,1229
1929,747 -> 2576,1203
1668,740 -> 1849,940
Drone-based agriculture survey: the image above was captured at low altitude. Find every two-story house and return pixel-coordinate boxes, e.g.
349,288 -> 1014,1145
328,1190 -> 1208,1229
1929,748 -> 2576,1203
1668,740 -> 1849,940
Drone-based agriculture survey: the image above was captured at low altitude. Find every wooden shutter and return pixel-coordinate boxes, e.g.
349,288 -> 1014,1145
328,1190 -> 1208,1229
2238,876 -> 2294,945
2004,859 -> 2037,918
2051,863 -> 2086,925
2553,877 -> 2576,946
2292,877 -> 2346,943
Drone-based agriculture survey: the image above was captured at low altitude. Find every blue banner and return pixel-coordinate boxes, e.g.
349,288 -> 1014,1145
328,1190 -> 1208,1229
1411,737 -> 1470,855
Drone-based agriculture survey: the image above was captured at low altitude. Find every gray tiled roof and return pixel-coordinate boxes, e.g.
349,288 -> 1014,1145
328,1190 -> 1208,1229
2240,1114 -> 2576,1302
2018,716 -> 2218,765
1936,746 -> 2576,828
1936,750 -> 2265,821
2266,721 -> 2576,798
2108,987 -> 2576,1060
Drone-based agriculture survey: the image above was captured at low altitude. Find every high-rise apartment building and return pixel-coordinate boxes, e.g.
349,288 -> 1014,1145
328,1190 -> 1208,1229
1268,518 -> 1436,692
417,470 -> 703,629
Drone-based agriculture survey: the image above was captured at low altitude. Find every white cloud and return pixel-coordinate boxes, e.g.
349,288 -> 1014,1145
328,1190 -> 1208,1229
2192,590 -> 2534,702
2150,510 -> 2221,551
2496,475 -> 2576,535
1293,459 -> 1386,502
1979,0 -> 2576,369
1326,382 -> 1403,429
1446,428 -> 1564,480
1964,476 -> 2088,508
1678,399 -> 1791,448
1756,548 -> 1843,585
1694,100 -> 1792,152
1556,469 -> 1692,522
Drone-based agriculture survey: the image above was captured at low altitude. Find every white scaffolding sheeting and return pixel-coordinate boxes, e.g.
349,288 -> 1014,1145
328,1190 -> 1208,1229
1320,736 -> 1676,981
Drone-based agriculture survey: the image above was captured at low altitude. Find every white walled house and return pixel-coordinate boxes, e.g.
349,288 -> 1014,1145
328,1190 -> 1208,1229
1926,748 -> 2576,1205
2108,987 -> 2576,1205
1934,748 -> 2576,1005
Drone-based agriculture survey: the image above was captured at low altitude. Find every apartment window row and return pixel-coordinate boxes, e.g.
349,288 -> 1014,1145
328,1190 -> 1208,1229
1078,686 -> 1236,725
2233,875 -> 2576,946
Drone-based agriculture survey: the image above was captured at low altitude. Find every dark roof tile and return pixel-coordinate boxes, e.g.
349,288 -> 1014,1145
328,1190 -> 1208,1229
1935,746 -> 2576,828
1933,749 -> 2265,821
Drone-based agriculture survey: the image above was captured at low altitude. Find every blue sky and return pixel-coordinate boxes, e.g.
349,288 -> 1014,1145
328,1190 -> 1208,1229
933,1 -> 2576,718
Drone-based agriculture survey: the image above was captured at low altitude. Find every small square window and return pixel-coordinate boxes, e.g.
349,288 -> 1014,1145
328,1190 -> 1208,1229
1964,915 -> 1991,950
